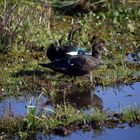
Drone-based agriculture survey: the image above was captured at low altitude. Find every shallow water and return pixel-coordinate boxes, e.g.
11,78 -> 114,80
4,124 -> 140,140
0,94 -> 47,117
96,82 -> 140,111
0,82 -> 140,117
35,125 -> 140,140
0,83 -> 140,140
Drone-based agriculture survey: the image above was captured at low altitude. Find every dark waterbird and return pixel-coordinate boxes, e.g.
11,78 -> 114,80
39,41 -> 107,86
46,43 -> 91,61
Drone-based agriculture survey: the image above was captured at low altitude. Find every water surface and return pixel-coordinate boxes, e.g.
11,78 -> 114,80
0,82 -> 140,117
0,94 -> 47,117
0,82 -> 140,140
36,125 -> 140,140
96,82 -> 140,111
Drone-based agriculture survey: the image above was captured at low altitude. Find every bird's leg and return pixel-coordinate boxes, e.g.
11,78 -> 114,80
89,71 -> 94,88
71,76 -> 77,85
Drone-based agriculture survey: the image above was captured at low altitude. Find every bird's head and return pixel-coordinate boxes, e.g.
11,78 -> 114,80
92,40 -> 108,56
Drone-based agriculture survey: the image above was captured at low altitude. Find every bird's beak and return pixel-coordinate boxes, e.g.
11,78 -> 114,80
103,47 -> 108,52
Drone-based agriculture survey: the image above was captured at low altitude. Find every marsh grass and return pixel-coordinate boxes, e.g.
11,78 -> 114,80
1,103 -> 140,138
122,106 -> 140,123
91,108 -> 110,123
39,104 -> 88,130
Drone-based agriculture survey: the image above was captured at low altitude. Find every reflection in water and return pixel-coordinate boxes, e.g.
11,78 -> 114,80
36,125 -> 140,140
8,124 -> 140,140
0,87 -> 103,118
0,82 -> 140,117
50,87 -> 103,110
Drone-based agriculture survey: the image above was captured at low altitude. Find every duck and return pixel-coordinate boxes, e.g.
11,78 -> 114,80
39,41 -> 107,86
46,43 -> 91,61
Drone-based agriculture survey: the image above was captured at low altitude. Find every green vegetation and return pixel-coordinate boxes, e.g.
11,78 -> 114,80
0,0 -> 140,138
0,0 -> 139,93
0,103 -> 140,138
122,106 -> 140,123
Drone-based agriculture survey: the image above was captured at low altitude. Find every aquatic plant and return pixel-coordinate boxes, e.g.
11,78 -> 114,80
122,106 -> 140,123
91,108 -> 110,123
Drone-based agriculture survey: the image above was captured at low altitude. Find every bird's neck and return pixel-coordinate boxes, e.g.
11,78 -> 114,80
92,51 -> 101,59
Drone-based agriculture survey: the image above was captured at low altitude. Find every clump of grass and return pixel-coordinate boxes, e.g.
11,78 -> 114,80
0,117 -> 24,136
24,93 -> 44,130
24,105 -> 41,131
91,108 -> 110,123
41,104 -> 88,129
122,106 -> 140,123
